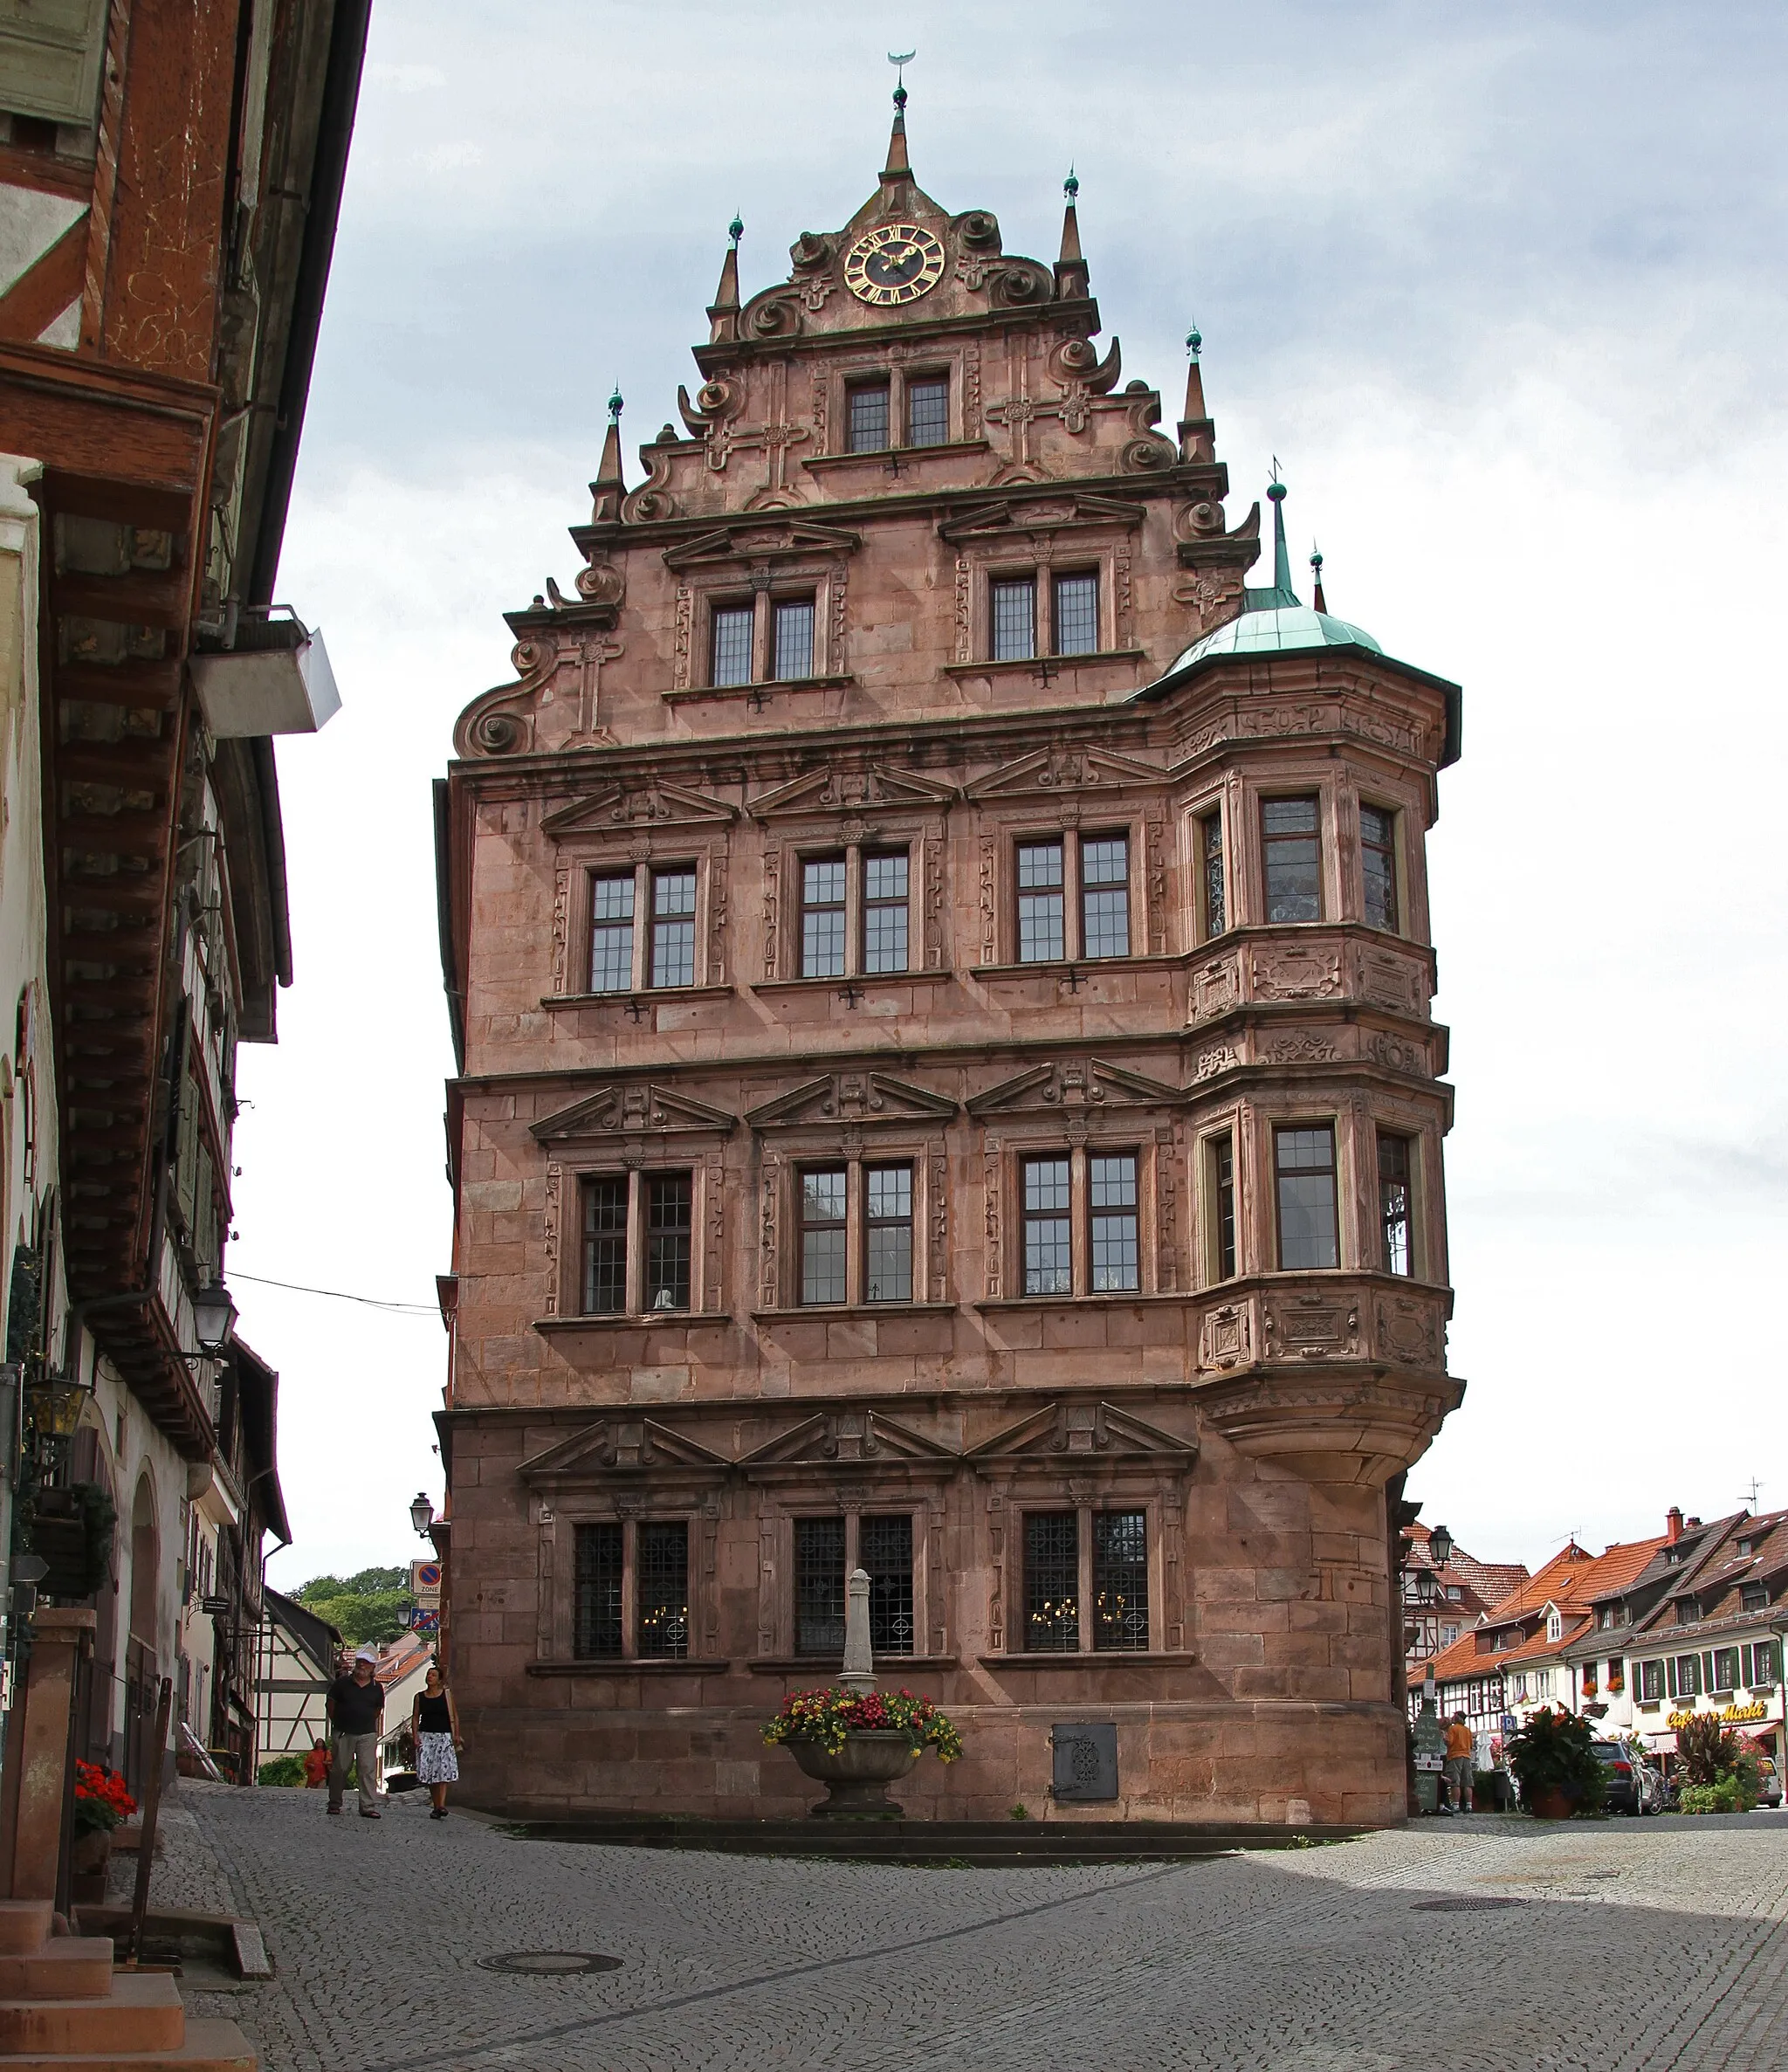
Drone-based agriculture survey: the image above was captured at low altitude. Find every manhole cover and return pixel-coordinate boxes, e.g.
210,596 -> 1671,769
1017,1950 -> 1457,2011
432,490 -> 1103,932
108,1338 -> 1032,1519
1411,1896 -> 1527,1912
477,1952 -> 622,1977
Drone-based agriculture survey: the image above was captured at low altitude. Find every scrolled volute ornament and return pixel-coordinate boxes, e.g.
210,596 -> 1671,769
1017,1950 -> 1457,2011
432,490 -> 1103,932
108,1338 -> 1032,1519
575,560 -> 626,606
955,210 -> 1001,250
1121,436 -> 1178,473
1051,334 -> 1123,394
990,263 -> 1049,307
789,231 -> 833,274
748,296 -> 802,338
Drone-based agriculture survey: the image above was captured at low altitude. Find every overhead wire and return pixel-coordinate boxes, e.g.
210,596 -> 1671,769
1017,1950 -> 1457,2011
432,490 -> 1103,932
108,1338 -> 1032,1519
227,1269 -> 438,1317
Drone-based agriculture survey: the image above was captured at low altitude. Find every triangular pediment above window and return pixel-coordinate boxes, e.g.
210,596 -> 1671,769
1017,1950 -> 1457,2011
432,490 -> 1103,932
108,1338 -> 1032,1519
963,744 -> 1167,801
739,1409 -> 960,1470
967,1400 -> 1198,1463
746,1071 -> 957,1130
966,1058 -> 1186,1119
533,1084 -> 738,1143
518,1417 -> 730,1480
936,494 -> 1145,543
749,764 -> 959,819
540,781 -> 738,838
661,520 -> 862,570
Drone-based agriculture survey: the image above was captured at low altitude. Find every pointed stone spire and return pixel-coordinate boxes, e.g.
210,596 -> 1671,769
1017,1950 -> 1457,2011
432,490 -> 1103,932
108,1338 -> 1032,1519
1177,325 -> 1213,464
1310,544 -> 1327,613
883,86 -> 911,177
1055,168 -> 1090,299
590,385 -> 625,523
708,215 -> 742,342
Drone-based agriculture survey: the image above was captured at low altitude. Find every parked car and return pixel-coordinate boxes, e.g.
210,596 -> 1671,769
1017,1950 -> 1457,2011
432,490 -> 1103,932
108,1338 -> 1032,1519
1755,1755 -> 1783,1809
1592,1739 -> 1644,1814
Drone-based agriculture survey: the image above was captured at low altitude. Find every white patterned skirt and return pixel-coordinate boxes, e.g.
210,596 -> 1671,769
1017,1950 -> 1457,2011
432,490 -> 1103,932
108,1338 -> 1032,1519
416,1731 -> 459,1784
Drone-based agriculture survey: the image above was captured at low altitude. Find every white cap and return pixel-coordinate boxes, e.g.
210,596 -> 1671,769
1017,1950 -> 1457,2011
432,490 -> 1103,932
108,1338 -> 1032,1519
355,1647 -> 377,1663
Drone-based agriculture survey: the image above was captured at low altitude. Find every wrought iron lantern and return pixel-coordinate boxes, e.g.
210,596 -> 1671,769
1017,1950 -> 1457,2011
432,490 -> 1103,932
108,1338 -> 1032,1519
409,1491 -> 436,1538
1428,1523 -> 1454,1569
192,1281 -> 237,1355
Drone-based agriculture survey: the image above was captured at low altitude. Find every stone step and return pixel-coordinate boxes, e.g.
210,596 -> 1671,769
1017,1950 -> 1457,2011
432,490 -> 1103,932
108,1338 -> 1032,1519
0,1899 -> 55,1956
0,2013 -> 257,2071
0,1935 -> 117,2000
0,1970 -> 183,2056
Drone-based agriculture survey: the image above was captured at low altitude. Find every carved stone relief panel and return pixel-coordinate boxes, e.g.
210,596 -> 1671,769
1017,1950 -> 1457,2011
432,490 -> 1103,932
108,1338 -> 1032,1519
1190,951 -> 1239,1022
954,555 -> 973,663
551,868 -> 570,995
761,843 -> 782,981
543,1161 -> 564,1315
704,1149 -> 726,1311
1368,1029 -> 1431,1077
1264,1029 -> 1340,1065
1375,1292 -> 1441,1366
1251,945 -> 1342,1002
926,1493 -> 948,1654
758,1151 -> 783,1309
709,836 -> 730,986
757,1497 -> 778,1656
929,1139 -> 949,1302
978,833 -> 998,964
1155,1123 -> 1179,1294
673,584 -> 693,691
1263,1292 -> 1361,1361
923,824 -> 946,967
1190,1041 -> 1238,1084
983,1136 -> 1004,1301
986,1484 -> 1007,1651
1200,1301 -> 1250,1371
1145,814 -> 1166,955
1358,948 -> 1428,1016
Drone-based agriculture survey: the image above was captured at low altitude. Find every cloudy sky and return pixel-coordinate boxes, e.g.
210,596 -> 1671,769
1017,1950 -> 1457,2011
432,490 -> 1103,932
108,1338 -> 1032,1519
244,0 -> 1788,1592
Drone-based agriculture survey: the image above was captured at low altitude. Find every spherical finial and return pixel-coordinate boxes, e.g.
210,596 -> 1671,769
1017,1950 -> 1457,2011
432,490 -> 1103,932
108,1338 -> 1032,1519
893,81 -> 907,111
1267,479 -> 1286,502
1310,543 -> 1324,572
608,386 -> 623,423
728,213 -> 744,247
1063,166 -> 1079,203
1186,323 -> 1202,360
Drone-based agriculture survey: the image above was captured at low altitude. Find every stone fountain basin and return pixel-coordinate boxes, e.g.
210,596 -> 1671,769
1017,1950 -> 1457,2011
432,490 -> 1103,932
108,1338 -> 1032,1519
786,1730 -> 918,1818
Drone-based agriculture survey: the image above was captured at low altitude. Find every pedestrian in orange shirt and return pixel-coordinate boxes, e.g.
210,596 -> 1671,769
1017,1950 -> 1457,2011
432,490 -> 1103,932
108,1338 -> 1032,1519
1444,1714 -> 1475,1813
301,1738 -> 330,1788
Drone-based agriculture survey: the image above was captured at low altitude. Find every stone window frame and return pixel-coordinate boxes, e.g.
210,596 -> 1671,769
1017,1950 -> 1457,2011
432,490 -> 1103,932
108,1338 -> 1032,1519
1229,769 -> 1344,932
554,1151 -> 723,1318
1001,1486 -> 1172,1658
552,830 -> 732,999
755,1124 -> 949,1313
1183,787 -> 1228,944
790,836 -> 921,982
963,549 -> 1122,671
987,1130 -> 1167,1303
821,349 -> 965,459
773,1498 -> 932,1663
547,1497 -> 721,1667
684,560 -> 845,692
981,816 -> 1145,969
1194,1106 -> 1244,1290
1354,792 -> 1407,939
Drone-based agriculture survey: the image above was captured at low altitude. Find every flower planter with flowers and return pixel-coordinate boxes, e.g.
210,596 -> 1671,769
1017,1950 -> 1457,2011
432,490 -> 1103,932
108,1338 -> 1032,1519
71,1760 -> 136,1902
763,1687 -> 963,1819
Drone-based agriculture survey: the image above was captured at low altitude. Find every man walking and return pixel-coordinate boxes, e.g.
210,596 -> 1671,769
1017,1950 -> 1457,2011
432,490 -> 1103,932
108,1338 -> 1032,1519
1444,1711 -> 1475,1814
326,1647 -> 387,1819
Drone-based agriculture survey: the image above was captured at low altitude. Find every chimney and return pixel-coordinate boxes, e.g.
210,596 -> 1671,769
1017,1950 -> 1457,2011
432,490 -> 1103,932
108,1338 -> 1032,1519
1666,1506 -> 1683,1544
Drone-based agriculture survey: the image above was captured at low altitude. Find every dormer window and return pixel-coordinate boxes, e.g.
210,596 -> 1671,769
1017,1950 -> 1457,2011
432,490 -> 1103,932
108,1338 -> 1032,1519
1545,1609 -> 1562,1642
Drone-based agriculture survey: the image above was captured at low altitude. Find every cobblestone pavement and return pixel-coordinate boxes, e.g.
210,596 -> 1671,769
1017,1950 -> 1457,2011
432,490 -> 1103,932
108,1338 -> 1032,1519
156,1783 -> 1788,2071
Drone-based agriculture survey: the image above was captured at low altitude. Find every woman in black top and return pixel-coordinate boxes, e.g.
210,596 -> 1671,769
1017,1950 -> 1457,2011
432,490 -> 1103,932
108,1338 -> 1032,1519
412,1662 -> 464,1819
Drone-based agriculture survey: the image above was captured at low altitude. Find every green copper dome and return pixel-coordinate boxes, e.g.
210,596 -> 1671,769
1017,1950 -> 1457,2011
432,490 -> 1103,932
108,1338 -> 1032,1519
1163,601 -> 1381,671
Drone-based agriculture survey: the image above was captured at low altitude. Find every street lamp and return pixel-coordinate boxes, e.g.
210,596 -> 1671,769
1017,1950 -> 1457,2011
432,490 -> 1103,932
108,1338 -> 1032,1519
192,1282 -> 237,1355
1429,1523 -> 1454,1569
409,1492 -> 435,1538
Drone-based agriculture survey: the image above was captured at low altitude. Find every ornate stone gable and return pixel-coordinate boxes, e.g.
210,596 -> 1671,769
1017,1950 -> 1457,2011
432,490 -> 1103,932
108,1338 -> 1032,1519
966,1058 -> 1186,1119
964,743 -> 1166,802
748,764 -> 958,820
532,1084 -> 737,1143
517,1418 -> 730,1483
746,1071 -> 956,1131
739,1409 -> 959,1470
660,520 -> 862,571
967,1399 -> 1198,1463
540,781 -> 737,840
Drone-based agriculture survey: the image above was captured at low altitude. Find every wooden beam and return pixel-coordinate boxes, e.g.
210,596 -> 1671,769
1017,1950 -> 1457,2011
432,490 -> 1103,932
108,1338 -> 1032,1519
39,470 -> 191,535
0,213 -> 90,345
51,570 -> 189,630
53,661 -> 183,711
0,146 -> 93,204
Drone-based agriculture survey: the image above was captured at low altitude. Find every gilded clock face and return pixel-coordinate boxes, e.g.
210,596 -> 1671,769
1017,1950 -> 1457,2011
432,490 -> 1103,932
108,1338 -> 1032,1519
843,223 -> 946,307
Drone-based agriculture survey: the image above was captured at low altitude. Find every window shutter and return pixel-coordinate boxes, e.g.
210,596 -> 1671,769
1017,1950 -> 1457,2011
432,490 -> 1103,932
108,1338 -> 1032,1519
1667,1656 -> 1677,1699
1702,1650 -> 1716,1693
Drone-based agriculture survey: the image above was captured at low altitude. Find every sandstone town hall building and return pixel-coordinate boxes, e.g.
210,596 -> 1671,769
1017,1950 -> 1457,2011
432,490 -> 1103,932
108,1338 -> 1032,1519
433,94 -> 1465,1825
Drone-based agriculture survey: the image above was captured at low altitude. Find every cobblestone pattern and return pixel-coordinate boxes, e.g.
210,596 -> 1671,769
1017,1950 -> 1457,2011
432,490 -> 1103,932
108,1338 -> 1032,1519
161,1785 -> 1788,2070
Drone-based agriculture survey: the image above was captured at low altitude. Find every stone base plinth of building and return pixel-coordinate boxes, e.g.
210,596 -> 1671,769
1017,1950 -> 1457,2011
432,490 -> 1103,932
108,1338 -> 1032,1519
458,1698 -> 1407,1828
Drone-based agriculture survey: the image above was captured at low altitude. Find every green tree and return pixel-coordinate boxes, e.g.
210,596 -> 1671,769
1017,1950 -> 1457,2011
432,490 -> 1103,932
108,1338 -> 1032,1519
293,1568 -> 415,1646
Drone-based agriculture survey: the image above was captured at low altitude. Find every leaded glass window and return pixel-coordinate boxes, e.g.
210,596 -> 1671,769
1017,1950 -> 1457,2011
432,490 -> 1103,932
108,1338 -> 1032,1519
1093,1511 -> 1149,1651
1276,1125 -> 1338,1270
991,577 -> 1036,662
1262,796 -> 1322,923
774,596 -> 815,681
862,850 -> 909,974
1201,809 -> 1226,938
1023,1156 -> 1072,1296
712,604 -> 754,687
1360,804 -> 1399,932
589,871 -> 635,993
1024,1512 -> 1079,1652
1017,840 -> 1065,962
574,1521 -> 622,1657
906,377 -> 948,447
1378,1132 -> 1413,1277
865,1164 -> 912,1304
637,1520 -> 689,1659
1080,835 -> 1130,959
1052,570 -> 1098,655
645,1174 -> 691,1312
581,1177 -> 628,1313
1090,1153 -> 1139,1292
847,382 -> 891,452
801,1167 -> 848,1304
801,857 -> 847,978
795,1516 -> 846,1655
863,1513 -> 915,1655
1212,1132 -> 1237,1281
650,868 -> 697,988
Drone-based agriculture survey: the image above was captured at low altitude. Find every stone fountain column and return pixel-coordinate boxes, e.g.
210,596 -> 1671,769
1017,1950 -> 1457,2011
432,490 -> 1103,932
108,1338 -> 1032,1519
840,1567 -> 875,1696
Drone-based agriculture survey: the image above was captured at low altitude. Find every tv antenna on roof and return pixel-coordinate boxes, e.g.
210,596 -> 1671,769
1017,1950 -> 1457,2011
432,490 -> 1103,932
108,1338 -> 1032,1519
1744,1478 -> 1764,1510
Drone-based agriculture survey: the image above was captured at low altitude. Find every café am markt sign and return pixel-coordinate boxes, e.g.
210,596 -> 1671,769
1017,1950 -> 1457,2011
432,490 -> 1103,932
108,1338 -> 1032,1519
1667,1699 -> 1771,1730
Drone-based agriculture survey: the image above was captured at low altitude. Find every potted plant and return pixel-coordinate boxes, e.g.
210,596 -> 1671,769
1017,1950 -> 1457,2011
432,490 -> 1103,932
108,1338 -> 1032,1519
71,1760 -> 136,1902
763,1686 -> 962,1819
1504,1705 -> 1605,1819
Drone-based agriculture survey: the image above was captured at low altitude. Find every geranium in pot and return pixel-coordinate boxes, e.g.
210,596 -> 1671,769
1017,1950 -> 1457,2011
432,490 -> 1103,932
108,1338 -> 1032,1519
71,1760 -> 136,1901
1504,1705 -> 1605,1819
763,1687 -> 962,1819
